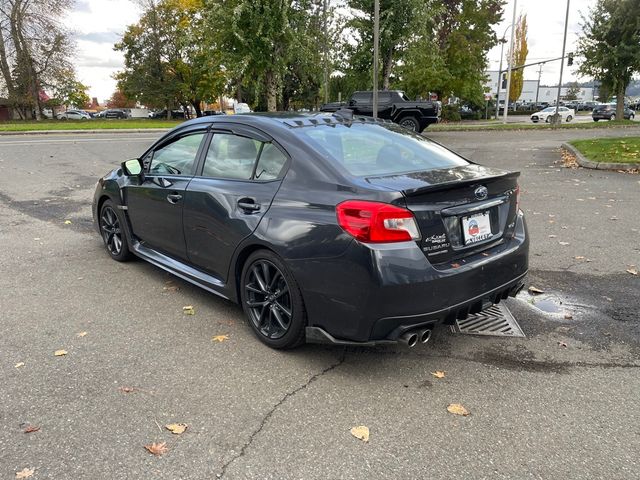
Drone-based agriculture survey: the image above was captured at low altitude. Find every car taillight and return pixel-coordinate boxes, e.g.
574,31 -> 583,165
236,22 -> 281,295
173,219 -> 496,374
336,200 -> 421,243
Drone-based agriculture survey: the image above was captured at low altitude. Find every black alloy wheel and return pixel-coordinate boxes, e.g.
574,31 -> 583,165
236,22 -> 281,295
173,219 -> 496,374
99,200 -> 131,261
399,116 -> 420,132
241,250 -> 306,349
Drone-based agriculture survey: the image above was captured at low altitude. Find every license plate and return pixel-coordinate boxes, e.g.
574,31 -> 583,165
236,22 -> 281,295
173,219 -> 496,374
462,211 -> 492,245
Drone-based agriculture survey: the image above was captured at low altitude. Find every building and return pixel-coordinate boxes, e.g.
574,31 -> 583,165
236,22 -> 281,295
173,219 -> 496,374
484,70 -> 595,103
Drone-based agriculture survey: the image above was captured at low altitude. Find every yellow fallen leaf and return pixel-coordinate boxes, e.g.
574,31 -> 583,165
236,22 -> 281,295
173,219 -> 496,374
627,267 -> 638,276
447,403 -> 470,416
183,305 -> 195,315
431,371 -> 446,379
16,468 -> 34,479
574,256 -> 585,260
64,220 -> 72,225
76,331 -> 88,337
212,334 -> 229,343
54,349 -> 67,356
350,425 -> 369,443
528,286 -> 545,294
15,362 -> 25,368
165,423 -> 188,435
144,441 -> 168,456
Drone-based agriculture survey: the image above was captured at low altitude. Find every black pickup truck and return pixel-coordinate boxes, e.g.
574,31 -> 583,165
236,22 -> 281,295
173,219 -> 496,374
320,90 -> 440,132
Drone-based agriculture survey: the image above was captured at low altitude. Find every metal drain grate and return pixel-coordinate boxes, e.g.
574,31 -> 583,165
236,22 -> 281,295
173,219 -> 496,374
450,303 -> 525,337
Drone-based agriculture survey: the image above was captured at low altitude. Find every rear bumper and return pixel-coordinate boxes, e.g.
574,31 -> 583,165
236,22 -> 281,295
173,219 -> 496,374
290,213 -> 529,343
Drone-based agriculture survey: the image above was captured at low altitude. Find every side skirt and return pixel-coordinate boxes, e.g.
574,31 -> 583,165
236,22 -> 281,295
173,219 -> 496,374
131,241 -> 232,302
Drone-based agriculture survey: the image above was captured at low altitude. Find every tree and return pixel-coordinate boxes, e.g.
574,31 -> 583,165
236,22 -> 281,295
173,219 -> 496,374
401,0 -> 504,106
576,0 -> 640,119
107,90 -> 136,108
508,14 -> 528,103
115,0 -> 225,117
0,0 -> 74,119
564,81 -> 581,101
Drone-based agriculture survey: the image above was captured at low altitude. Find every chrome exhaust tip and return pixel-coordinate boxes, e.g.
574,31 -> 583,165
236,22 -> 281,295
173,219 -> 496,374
419,329 -> 432,344
399,332 -> 419,348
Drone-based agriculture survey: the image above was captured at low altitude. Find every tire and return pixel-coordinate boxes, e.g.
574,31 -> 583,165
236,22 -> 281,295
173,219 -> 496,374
240,250 -> 306,349
593,118 -> 599,122
566,115 -> 572,123
398,116 -> 420,132
610,114 -> 616,121
99,199 -> 132,262
629,114 -> 634,121
545,116 -> 551,123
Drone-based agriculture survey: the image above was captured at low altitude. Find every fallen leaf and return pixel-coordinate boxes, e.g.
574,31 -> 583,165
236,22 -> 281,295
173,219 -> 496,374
528,286 -> 545,294
54,349 -> 67,356
558,341 -> 568,348
350,425 -> 369,443
16,468 -> 34,479
24,426 -> 40,433
211,334 -> 229,343
76,331 -> 88,337
558,241 -> 570,246
183,305 -> 195,315
163,285 -> 179,292
64,220 -> 72,225
627,267 -> 638,276
165,423 -> 188,435
548,235 -> 557,238
144,442 -> 168,456
574,256 -> 585,260
119,386 -> 135,393
447,403 -> 470,416
431,371 -> 446,379
564,313 -> 573,320
15,362 -> 25,368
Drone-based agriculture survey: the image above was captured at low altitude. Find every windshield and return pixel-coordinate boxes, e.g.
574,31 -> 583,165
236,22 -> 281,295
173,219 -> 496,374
542,107 -> 556,112
297,123 -> 468,177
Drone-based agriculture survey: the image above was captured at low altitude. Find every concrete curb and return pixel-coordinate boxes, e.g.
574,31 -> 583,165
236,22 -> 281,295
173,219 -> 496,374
561,142 -> 639,171
0,128 -> 171,136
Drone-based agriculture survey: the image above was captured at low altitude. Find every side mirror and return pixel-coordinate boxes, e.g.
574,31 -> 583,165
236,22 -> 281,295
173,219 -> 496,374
122,158 -> 144,181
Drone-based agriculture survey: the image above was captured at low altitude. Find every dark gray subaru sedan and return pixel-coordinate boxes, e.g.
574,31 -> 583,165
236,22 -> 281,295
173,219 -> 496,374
93,113 -> 528,349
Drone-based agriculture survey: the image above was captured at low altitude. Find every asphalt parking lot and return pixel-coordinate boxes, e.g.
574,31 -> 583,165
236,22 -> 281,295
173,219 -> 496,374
1,127 -> 638,479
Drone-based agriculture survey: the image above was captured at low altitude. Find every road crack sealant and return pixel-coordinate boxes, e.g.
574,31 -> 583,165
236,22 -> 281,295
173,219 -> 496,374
216,348 -> 347,478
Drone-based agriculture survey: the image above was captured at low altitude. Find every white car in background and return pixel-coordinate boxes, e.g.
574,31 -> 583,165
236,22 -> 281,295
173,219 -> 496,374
530,106 -> 575,123
56,110 -> 92,120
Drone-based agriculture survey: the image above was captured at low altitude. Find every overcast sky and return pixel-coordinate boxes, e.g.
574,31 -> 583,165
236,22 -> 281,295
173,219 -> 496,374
67,0 -> 598,103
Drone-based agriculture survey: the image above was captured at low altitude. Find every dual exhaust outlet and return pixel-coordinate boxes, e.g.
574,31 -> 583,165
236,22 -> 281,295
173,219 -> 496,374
399,329 -> 432,348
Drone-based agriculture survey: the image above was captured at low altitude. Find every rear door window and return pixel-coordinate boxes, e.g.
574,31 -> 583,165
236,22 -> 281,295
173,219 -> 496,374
203,133 -> 261,180
254,144 -> 288,181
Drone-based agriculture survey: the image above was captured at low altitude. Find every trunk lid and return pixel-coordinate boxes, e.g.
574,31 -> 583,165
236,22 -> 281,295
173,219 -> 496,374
366,165 -> 520,264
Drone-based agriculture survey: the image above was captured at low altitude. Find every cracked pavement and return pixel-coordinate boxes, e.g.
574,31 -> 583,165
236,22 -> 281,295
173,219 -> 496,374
0,129 -> 638,479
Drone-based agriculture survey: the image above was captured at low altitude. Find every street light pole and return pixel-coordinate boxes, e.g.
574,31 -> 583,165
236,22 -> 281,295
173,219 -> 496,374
323,0 -> 328,105
554,0 -> 570,124
373,0 -> 379,118
495,37 -> 507,119
503,0 -> 518,124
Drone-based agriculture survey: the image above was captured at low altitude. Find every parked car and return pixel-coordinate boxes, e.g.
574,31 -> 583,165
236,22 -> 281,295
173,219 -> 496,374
591,104 -> 635,121
202,110 -> 226,116
530,106 -> 575,123
149,109 -> 185,119
56,110 -> 91,120
97,109 -> 129,119
233,103 -> 252,114
320,90 -> 440,132
93,113 -> 528,349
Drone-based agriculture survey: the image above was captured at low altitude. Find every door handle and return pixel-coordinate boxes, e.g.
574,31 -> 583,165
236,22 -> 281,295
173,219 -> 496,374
167,193 -> 182,204
237,198 -> 261,212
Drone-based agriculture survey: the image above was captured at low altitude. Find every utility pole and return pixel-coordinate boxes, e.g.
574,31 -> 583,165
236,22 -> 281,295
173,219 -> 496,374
535,63 -> 543,105
373,0 -> 379,118
503,0 -> 518,124
554,0 -> 570,124
323,0 -> 329,105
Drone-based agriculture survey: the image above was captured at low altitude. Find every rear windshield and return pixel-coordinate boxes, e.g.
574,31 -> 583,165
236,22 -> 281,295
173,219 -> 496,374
298,123 -> 468,176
